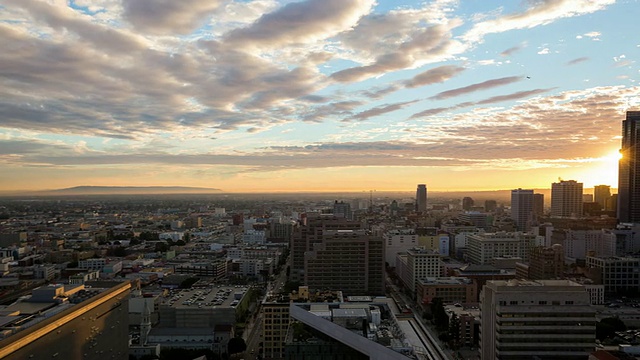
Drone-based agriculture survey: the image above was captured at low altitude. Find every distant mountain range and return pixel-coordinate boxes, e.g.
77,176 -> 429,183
27,186 -> 223,196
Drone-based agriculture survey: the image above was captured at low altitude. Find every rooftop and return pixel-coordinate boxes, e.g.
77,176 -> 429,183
161,285 -> 248,309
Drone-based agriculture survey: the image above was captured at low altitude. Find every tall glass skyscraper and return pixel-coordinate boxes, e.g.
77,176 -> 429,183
618,111 -> 640,223
416,184 -> 427,212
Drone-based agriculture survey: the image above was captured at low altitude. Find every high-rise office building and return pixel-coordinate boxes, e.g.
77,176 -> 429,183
333,200 -> 353,220
618,111 -> 640,222
484,200 -> 497,212
304,229 -> 385,295
480,279 -> 595,360
462,197 -> 474,211
533,193 -> 544,217
291,215 -> 361,282
511,189 -> 534,232
416,184 -> 427,212
551,180 -> 583,217
593,185 -> 611,210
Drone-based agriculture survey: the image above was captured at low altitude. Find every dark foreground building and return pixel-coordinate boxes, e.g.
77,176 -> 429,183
618,111 -> 640,223
0,281 -> 131,360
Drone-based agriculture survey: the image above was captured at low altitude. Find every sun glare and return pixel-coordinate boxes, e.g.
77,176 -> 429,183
575,150 -> 620,188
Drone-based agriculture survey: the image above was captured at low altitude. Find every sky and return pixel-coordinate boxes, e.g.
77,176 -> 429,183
0,0 -> 638,193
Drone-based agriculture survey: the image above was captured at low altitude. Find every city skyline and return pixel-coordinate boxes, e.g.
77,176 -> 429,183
1,0 -> 638,192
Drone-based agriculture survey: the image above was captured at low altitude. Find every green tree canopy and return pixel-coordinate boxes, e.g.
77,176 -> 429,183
228,337 -> 247,355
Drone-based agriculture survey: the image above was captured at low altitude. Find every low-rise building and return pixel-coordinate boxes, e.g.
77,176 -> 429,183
416,277 -> 475,305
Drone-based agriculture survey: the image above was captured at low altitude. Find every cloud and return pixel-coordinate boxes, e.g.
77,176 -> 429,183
463,0 -> 615,43
122,0 -> 224,35
583,31 -> 602,40
225,0 -> 375,49
500,44 -> 525,56
404,65 -> 466,88
411,87 -> 554,119
5,0 -> 146,54
475,89 -> 554,105
567,57 -> 589,65
430,76 -> 523,100
331,23 -> 460,82
346,100 -> 420,122
300,101 -> 364,123
330,3 -> 464,83
537,48 -> 550,55
409,107 -> 451,119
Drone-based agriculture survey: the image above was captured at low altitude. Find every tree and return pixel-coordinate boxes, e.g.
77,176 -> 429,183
448,313 -> 461,349
597,317 -> 627,340
430,298 -> 449,331
228,337 -> 247,356
113,246 -> 127,257
155,242 -> 169,253
179,277 -> 199,289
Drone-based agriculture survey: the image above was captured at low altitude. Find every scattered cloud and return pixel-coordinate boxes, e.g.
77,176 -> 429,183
404,65 -> 466,88
537,48 -> 550,55
346,100 -> 420,122
500,43 -> 525,56
224,0 -> 375,49
122,0 -> 224,35
430,76 -> 523,100
567,57 -> 589,65
463,0 -> 615,43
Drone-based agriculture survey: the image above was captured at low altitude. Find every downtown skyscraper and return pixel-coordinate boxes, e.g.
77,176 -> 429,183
551,180 -> 583,217
511,189 -> 534,232
416,184 -> 427,212
618,111 -> 640,223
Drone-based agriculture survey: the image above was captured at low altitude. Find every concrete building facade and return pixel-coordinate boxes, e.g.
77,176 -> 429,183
466,232 -> 539,265
551,180 -> 584,218
480,279 -> 596,360
304,229 -> 385,295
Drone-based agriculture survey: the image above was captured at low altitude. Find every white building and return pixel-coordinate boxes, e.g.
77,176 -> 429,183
563,229 -> 616,260
610,223 -> 640,255
454,230 -> 485,249
399,248 -> 442,295
383,229 -> 418,264
467,232 -> 540,265
242,229 -> 266,244
480,279 -> 596,360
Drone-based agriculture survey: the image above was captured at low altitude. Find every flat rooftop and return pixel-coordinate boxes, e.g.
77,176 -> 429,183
161,285 -> 248,309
